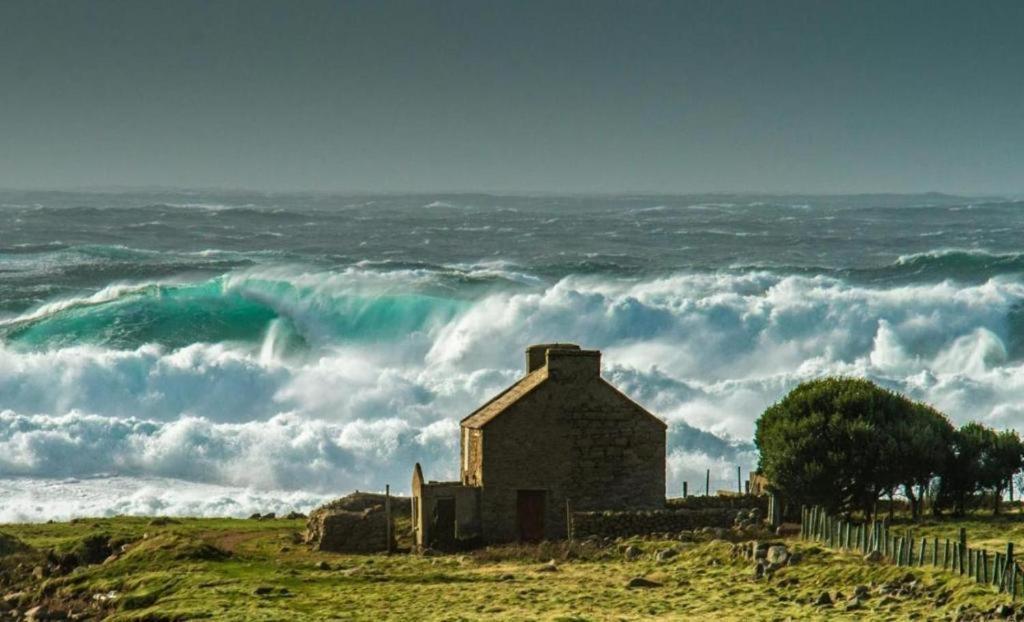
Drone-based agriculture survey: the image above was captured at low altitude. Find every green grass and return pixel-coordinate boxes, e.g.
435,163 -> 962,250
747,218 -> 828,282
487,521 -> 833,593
1,516 -> 1020,621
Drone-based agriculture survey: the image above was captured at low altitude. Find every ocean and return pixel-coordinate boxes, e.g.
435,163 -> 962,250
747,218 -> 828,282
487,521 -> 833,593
2,190 -> 1024,521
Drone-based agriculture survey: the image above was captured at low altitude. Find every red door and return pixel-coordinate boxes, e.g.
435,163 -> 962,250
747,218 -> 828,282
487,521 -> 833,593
517,490 -> 546,542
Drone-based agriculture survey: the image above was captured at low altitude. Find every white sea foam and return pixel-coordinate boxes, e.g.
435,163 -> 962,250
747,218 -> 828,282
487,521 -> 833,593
4,270 -> 1024,515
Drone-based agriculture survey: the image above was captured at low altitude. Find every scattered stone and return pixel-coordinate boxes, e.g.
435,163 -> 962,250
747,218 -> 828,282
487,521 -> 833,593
766,545 -> 788,565
102,554 -> 119,565
498,573 -> 515,582
626,576 -> 663,589
31,566 -> 47,580
845,597 -> 862,612
655,548 -> 678,562
753,562 -> 765,579
995,604 -> 1014,618
853,585 -> 870,599
623,545 -> 642,561
863,550 -> 883,562
316,561 -> 331,571
814,591 -> 832,607
536,559 -> 558,573
25,606 -> 48,621
254,586 -> 275,595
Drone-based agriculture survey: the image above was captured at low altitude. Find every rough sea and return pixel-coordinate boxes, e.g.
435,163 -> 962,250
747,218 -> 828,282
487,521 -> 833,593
3,190 -> 1024,521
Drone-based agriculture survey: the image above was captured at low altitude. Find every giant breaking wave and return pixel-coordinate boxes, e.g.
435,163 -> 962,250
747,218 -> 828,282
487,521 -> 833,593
4,258 -> 1024,519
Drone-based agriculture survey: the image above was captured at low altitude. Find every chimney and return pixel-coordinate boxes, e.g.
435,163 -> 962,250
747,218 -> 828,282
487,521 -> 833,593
545,347 -> 601,381
526,343 -> 580,373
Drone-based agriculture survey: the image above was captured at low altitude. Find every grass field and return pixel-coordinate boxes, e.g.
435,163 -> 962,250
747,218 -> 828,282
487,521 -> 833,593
1,515 -> 1021,621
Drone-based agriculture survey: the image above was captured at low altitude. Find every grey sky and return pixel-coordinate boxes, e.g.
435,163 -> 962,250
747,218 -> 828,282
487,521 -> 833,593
1,1 -> 1021,194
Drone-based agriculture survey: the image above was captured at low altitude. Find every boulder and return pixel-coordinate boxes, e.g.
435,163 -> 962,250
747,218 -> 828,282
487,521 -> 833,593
536,560 -> 558,573
626,576 -> 662,589
655,548 -> 678,562
623,545 -> 642,561
815,591 -> 832,607
863,550 -> 884,563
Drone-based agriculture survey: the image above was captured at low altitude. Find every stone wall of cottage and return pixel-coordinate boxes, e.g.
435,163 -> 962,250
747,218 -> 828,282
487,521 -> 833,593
476,350 -> 666,543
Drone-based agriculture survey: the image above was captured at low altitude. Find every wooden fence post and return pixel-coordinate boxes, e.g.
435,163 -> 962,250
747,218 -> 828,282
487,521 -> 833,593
737,466 -> 742,494
706,469 -> 710,496
385,484 -> 392,555
683,481 -> 688,499
933,537 -> 939,566
566,498 -> 574,542
919,537 -> 926,566
983,550 -> 989,584
959,528 -> 967,575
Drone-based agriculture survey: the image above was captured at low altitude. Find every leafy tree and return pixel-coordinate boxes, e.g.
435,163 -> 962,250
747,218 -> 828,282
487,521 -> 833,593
887,403 -> 954,519
937,423 -> 993,516
981,429 -> 1024,514
755,377 -> 909,518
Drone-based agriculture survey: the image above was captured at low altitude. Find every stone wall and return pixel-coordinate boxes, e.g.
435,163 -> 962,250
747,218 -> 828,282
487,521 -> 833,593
571,508 -> 740,538
665,494 -> 768,512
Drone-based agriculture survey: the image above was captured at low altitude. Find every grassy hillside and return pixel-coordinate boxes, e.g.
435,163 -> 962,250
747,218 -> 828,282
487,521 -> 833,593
0,516 -> 1019,621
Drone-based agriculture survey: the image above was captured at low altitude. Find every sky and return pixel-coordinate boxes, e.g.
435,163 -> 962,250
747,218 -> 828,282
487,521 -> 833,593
1,1 -> 1022,194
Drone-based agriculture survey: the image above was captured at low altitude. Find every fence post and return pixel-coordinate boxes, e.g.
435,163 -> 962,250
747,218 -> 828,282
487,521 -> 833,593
706,469 -> 710,496
959,528 -> 967,575
983,550 -> 989,584
566,498 -> 574,542
933,537 -> 939,566
385,484 -> 392,555
919,537 -> 926,566
1006,542 -> 1015,594
683,481 -> 688,499
969,547 -> 975,577
737,466 -> 742,494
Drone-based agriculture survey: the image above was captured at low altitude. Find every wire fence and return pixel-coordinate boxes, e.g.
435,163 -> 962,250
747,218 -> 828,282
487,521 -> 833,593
801,505 -> 1024,599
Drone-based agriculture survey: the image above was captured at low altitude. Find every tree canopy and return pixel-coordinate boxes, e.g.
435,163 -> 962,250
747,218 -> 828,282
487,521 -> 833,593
755,377 -> 1021,518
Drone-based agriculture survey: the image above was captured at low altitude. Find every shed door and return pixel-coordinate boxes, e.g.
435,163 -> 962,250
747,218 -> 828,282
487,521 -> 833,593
517,490 -> 546,542
431,498 -> 456,549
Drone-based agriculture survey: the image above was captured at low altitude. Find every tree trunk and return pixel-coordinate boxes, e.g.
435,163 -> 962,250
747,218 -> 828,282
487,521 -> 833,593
904,484 -> 919,521
994,486 -> 1002,515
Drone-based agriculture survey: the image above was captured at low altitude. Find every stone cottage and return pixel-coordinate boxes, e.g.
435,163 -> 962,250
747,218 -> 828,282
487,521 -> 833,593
412,343 -> 667,548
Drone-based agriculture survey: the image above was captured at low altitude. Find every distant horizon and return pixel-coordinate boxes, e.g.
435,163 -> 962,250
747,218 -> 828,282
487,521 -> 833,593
2,186 -> 1021,201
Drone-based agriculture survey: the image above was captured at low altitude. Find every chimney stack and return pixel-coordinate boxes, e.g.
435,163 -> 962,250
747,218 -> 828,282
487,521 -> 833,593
526,343 -> 580,373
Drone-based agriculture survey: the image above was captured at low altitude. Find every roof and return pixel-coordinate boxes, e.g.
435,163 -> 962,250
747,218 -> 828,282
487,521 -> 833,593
459,366 -> 666,430
460,367 -> 549,429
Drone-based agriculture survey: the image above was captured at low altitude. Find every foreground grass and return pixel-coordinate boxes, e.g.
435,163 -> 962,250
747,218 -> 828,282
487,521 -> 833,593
0,516 -> 1020,621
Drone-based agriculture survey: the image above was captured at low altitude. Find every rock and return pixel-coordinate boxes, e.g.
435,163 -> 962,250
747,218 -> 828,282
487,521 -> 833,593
996,604 -> 1014,618
655,548 -> 678,562
536,560 -> 558,573
254,586 -> 275,595
845,597 -> 862,611
853,585 -> 870,599
31,565 -> 47,580
316,561 -> 331,571
626,576 -> 663,589
863,550 -> 884,562
753,562 -> 765,579
766,545 -> 788,565
814,591 -> 832,607
102,554 -> 119,565
786,551 -> 802,565
623,545 -> 642,561
25,606 -> 48,621
498,573 -> 515,581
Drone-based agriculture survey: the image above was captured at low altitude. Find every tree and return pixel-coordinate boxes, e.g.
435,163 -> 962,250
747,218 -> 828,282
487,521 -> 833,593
937,423 -> 993,516
981,429 -> 1024,514
754,377 -> 911,518
887,403 -> 954,520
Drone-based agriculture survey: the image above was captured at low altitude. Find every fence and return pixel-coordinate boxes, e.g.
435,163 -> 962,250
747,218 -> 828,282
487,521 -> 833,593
801,505 -> 1024,599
